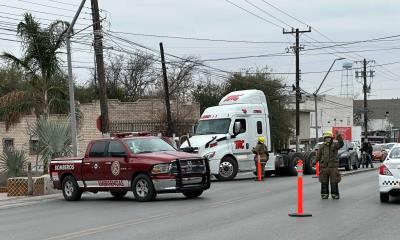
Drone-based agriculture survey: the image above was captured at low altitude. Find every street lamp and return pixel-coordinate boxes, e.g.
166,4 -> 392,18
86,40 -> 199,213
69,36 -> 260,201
313,57 -> 345,144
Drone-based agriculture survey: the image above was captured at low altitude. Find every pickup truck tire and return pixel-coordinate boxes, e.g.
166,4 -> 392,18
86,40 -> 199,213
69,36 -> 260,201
110,191 -> 128,199
182,190 -> 203,199
62,176 -> 82,201
132,174 -> 157,202
216,156 -> 238,181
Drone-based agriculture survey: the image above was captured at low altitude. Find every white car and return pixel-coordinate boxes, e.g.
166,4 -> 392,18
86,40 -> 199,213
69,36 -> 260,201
351,141 -> 361,160
379,144 -> 400,203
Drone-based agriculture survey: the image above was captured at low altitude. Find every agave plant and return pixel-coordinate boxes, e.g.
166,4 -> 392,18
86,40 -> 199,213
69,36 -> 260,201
0,150 -> 28,178
29,117 -> 72,174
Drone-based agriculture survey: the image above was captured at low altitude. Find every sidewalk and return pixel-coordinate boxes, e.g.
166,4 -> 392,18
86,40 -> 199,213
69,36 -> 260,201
0,192 -> 62,209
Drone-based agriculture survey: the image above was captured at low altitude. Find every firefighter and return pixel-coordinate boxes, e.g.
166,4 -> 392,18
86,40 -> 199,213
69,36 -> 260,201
316,131 -> 344,199
252,136 -> 269,180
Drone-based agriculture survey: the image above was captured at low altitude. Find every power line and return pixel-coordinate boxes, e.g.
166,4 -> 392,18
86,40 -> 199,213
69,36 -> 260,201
14,0 -> 89,14
0,3 -> 92,21
225,0 -> 283,29
0,11 -> 88,26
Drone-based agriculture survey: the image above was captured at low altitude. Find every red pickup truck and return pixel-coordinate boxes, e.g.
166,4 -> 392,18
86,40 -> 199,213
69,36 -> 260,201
50,133 -> 211,202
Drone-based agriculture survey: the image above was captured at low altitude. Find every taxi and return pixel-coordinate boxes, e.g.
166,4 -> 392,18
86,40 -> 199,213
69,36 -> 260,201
379,144 -> 400,203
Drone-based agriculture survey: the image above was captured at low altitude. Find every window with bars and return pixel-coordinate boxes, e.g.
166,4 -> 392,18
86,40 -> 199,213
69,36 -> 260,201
2,138 -> 14,152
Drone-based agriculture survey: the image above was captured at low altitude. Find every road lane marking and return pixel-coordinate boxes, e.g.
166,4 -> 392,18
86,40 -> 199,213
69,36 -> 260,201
43,213 -> 173,240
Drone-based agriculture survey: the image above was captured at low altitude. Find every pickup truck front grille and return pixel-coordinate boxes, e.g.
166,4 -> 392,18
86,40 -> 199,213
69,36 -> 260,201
179,158 -> 206,174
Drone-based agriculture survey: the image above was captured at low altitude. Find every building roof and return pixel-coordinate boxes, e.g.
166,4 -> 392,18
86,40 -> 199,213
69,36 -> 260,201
354,99 -> 400,128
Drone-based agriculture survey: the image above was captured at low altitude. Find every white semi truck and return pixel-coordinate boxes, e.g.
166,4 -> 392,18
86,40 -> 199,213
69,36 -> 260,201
180,89 -> 314,180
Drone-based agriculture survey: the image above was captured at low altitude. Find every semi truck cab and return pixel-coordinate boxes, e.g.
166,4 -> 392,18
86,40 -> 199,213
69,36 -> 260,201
181,90 -> 276,180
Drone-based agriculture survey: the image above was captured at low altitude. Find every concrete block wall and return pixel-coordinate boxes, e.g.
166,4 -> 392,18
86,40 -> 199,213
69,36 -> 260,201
0,98 -> 200,163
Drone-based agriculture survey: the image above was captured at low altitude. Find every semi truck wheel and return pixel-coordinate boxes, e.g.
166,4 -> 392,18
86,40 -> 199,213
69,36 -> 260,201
62,176 -> 82,201
216,156 -> 238,181
287,153 -> 303,176
110,191 -> 128,199
132,174 -> 157,202
182,190 -> 203,199
304,151 -> 317,175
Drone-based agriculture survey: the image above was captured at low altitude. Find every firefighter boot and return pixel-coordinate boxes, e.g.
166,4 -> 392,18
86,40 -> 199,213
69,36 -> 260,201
331,183 -> 340,199
321,183 -> 329,199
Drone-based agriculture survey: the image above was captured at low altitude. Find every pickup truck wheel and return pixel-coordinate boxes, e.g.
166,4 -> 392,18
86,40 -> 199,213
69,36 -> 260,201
110,191 -> 128,199
182,190 -> 203,199
133,174 -> 157,202
216,156 -> 238,181
62,176 -> 82,201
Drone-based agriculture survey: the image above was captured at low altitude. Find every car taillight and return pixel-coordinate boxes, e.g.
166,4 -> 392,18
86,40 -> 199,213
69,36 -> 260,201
379,164 -> 393,176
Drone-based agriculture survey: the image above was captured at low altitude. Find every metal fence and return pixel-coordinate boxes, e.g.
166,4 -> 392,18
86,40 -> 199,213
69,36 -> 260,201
110,120 -> 195,136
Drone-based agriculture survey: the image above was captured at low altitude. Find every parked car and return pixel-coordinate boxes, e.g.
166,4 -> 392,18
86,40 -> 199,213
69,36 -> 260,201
372,144 -> 388,162
312,141 -> 358,171
351,141 -> 361,160
338,141 -> 358,171
379,144 -> 400,203
50,132 -> 211,202
383,143 -> 397,152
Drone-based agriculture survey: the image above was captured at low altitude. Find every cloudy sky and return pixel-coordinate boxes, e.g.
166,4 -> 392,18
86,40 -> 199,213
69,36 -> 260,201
1,0 -> 400,100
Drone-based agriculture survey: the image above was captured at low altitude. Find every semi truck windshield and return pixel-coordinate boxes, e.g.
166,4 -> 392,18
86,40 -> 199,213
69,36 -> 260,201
195,119 -> 231,135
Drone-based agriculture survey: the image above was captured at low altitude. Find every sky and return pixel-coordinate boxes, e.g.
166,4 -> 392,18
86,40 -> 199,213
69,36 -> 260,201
1,0 -> 400,100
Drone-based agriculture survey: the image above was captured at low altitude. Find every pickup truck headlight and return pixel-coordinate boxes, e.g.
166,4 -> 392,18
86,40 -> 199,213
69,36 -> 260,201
151,163 -> 171,174
204,151 -> 216,160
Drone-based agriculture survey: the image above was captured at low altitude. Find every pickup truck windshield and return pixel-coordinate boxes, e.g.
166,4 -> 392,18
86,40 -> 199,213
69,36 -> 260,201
195,118 -> 231,135
124,138 -> 175,154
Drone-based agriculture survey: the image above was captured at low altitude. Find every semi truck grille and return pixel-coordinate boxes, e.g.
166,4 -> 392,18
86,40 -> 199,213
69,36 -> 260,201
179,158 -> 206,174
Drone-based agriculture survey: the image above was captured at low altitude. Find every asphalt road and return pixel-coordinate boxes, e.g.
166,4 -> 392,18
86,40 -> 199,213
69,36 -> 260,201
1,169 -> 399,240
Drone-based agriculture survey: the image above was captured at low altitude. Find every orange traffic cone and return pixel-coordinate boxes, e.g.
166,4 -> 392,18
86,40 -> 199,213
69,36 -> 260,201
312,161 -> 320,178
257,155 -> 262,181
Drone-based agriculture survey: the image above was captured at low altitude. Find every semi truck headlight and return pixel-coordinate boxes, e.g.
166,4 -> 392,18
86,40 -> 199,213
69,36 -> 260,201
151,163 -> 171,174
204,151 -> 216,159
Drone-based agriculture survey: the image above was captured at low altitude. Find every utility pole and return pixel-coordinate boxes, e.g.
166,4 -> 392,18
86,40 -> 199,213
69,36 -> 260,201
363,59 -> 368,141
313,58 -> 344,145
159,42 -> 173,137
91,0 -> 109,135
355,59 -> 374,141
283,27 -> 311,152
65,0 -> 86,156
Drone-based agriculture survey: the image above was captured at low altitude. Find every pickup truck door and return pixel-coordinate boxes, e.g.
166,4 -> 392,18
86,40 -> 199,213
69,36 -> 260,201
103,140 -> 131,188
82,140 -> 108,185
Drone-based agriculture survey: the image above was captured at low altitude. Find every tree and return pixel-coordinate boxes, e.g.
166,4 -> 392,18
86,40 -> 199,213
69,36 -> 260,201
0,150 -> 28,178
0,65 -> 25,97
0,13 -> 70,129
167,56 -> 199,102
224,69 -> 292,150
29,117 -> 72,174
192,78 -> 225,113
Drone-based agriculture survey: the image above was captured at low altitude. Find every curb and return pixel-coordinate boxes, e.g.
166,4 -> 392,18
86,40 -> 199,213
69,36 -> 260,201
0,193 -> 61,210
341,167 -> 378,176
